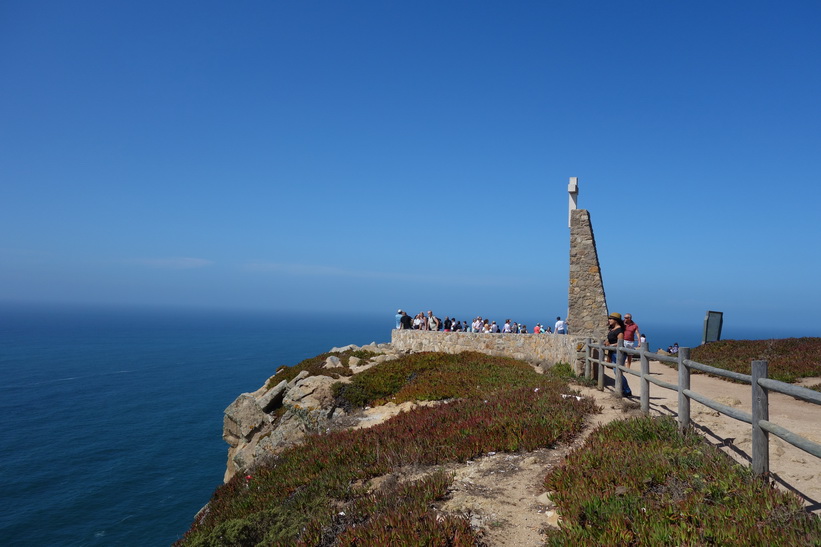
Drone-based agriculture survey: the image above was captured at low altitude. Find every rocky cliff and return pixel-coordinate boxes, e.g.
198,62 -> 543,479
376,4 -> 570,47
221,342 -> 406,482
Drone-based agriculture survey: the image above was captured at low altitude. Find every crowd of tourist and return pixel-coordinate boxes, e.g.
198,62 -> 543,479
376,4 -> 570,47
395,310 -> 570,335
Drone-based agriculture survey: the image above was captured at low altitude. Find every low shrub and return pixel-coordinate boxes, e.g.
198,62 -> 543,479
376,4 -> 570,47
547,362 -> 596,387
543,416 -> 821,545
304,471 -> 474,546
688,337 -> 821,383
548,362 -> 574,380
332,350 -> 558,409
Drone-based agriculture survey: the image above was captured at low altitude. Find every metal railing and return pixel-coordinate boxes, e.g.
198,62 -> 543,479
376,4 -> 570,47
584,339 -> 821,476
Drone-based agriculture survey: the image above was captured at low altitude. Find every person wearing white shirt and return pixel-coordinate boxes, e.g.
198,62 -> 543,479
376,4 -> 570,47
472,317 -> 483,333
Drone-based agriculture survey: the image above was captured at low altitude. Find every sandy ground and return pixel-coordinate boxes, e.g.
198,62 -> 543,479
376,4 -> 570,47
389,363 -> 821,546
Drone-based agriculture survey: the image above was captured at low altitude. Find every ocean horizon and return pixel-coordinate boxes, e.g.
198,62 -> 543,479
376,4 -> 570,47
0,302 -> 815,545
0,303 -> 394,545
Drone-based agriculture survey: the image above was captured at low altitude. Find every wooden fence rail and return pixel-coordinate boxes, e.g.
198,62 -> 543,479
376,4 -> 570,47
584,339 -> 821,476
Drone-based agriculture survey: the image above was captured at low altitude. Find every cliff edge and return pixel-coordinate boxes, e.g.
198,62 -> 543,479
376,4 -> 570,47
221,342 -> 406,482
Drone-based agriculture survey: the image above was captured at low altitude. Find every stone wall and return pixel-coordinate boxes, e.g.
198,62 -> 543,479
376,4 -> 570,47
391,329 -> 588,372
567,209 -> 608,339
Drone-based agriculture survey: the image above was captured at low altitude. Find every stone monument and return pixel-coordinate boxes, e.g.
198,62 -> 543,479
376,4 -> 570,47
566,178 -> 608,340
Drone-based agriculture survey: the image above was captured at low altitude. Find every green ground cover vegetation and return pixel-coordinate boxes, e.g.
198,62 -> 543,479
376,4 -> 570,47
179,348 -> 820,546
178,352 -> 597,545
543,416 -> 821,545
688,337 -> 821,385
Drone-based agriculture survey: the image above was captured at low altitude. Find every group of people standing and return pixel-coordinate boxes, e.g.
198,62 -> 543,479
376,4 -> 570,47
395,310 -> 569,335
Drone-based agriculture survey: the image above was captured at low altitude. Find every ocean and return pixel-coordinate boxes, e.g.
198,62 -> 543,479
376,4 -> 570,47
0,303 -> 810,545
0,304 -> 391,546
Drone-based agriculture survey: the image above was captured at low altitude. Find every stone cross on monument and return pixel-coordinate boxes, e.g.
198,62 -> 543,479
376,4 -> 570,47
567,176 -> 609,345
568,176 -> 579,228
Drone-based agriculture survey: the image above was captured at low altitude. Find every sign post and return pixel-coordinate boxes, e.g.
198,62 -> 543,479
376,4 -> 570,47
702,310 -> 723,345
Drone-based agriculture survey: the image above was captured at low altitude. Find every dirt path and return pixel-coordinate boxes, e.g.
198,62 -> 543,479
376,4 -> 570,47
431,364 -> 821,546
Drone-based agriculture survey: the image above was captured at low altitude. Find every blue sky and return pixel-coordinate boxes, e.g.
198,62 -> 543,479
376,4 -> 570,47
2,1 -> 820,336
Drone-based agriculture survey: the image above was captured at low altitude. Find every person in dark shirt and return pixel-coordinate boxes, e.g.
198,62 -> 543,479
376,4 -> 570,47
399,311 -> 413,330
605,312 -> 632,397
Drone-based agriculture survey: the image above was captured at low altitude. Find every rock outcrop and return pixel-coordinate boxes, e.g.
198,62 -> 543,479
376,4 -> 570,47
222,342 -> 404,482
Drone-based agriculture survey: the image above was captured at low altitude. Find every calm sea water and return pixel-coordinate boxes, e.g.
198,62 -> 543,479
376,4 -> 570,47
0,304 -> 391,546
0,304 -> 810,545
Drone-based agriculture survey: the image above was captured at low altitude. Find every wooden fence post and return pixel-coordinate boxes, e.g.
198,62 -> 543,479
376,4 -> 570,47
640,341 -> 650,414
678,347 -> 691,432
615,340 -> 625,397
585,338 -> 592,379
751,360 -> 770,476
597,339 -> 605,391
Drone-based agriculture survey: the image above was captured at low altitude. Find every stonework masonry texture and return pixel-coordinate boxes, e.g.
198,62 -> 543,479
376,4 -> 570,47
567,209 -> 608,340
391,330 -> 587,373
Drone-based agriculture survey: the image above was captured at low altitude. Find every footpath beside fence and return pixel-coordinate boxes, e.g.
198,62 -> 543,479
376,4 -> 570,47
585,340 -> 821,477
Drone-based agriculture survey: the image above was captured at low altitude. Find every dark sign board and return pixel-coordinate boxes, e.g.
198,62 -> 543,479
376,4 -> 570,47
702,311 -> 723,344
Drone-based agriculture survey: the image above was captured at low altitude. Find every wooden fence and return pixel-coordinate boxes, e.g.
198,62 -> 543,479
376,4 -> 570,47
584,340 -> 821,476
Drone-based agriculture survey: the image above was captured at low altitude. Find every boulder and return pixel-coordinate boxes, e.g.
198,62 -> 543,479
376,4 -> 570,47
330,344 -> 357,353
228,442 -> 258,479
256,380 -> 287,412
288,370 -> 309,388
259,412 -> 308,451
284,375 -> 336,409
224,394 -> 268,441
323,355 -> 342,369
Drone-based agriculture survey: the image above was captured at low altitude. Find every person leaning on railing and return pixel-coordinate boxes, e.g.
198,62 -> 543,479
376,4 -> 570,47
605,312 -> 633,397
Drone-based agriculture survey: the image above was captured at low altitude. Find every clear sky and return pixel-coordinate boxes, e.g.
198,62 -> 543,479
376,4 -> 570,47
2,1 -> 820,335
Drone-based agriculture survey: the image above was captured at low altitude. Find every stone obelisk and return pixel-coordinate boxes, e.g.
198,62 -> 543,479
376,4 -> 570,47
566,177 -> 608,339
